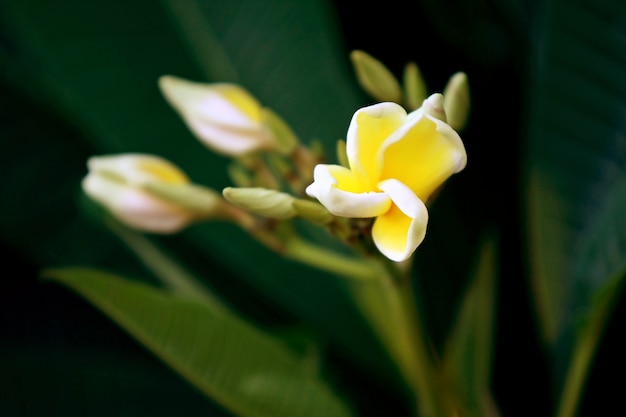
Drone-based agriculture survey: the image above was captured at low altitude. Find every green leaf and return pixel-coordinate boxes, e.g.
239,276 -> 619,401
0,0 -> 384,375
442,232 -> 499,417
44,267 -> 354,417
525,0 -> 626,413
104,217 -> 225,309
554,271 -> 625,417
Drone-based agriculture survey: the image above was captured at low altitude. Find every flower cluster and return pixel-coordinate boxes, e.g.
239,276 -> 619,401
82,52 -> 469,263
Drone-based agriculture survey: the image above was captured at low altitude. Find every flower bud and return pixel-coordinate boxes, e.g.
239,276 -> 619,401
350,50 -> 402,103
222,187 -> 297,219
422,93 -> 447,123
159,75 -> 276,156
292,199 -> 333,225
443,72 -> 470,131
402,61 -> 427,111
261,107 -> 299,154
336,139 -> 349,168
82,154 -> 221,233
227,162 -> 253,188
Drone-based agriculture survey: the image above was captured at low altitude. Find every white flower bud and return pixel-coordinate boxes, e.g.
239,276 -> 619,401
159,75 -> 276,156
82,154 -> 221,233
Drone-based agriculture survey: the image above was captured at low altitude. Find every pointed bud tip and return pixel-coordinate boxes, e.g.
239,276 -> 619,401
349,49 -> 402,103
443,72 -> 471,131
426,93 -> 444,108
423,93 -> 447,123
158,74 -> 180,92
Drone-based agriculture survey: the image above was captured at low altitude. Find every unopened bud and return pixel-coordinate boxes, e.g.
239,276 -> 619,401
82,154 -> 221,233
336,139 -> 349,168
350,50 -> 402,103
261,107 -> 299,154
443,72 -> 470,131
227,162 -> 253,188
143,182 -> 222,216
222,187 -> 296,219
422,93 -> 447,123
292,199 -> 334,225
402,62 -> 427,111
159,75 -> 276,156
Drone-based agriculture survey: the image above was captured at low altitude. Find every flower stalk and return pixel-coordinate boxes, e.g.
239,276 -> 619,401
346,261 -> 452,417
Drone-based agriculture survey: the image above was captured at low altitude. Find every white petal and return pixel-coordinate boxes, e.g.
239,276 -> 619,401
191,122 -> 271,156
159,76 -> 272,155
111,188 -> 194,233
87,154 -> 189,186
82,173 -> 193,233
306,164 -> 391,218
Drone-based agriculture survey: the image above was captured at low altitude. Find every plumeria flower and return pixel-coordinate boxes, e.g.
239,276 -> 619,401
159,75 -> 276,156
306,94 -> 466,262
82,154 -> 222,233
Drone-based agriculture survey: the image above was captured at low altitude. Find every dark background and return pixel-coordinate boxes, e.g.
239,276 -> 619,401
1,1 -> 625,416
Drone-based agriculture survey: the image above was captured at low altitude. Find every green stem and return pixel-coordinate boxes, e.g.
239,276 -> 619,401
393,280 -> 446,417
108,219 -> 225,310
347,262 -> 449,417
284,237 -> 380,281
284,236 -> 448,416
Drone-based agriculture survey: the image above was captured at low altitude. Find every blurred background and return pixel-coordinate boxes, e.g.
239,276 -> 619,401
1,1 -> 625,416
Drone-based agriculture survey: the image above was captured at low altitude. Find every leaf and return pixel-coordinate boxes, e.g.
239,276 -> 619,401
104,216 -> 225,308
525,0 -> 626,413
442,232 -> 499,417
44,267 -> 354,417
0,0 -> 386,377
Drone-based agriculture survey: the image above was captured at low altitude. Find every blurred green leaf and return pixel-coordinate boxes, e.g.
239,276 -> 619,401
104,216 -> 225,308
0,0 -> 389,377
442,232 -> 498,417
45,267 -> 354,417
525,0 -> 626,413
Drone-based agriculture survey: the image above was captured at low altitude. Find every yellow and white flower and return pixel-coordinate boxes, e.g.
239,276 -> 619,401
82,154 -> 221,233
306,95 -> 466,262
159,75 -> 275,156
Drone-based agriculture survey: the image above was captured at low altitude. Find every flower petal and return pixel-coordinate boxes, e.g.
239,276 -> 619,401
87,154 -> 189,186
372,179 -> 428,262
346,102 -> 406,188
82,173 -> 193,233
159,76 -> 273,155
306,164 -> 391,218
379,105 -> 466,201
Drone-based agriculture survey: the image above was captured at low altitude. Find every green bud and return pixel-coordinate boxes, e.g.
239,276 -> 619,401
309,139 -> 325,161
227,162 -> 253,188
292,199 -> 333,225
422,93 -> 447,123
143,182 -> 223,216
350,50 -> 402,103
403,61 -> 427,111
222,187 -> 296,219
261,107 -> 299,154
336,139 -> 349,168
443,72 -> 470,131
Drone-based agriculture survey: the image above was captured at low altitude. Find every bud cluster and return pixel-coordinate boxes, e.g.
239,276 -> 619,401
81,50 -> 469,263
